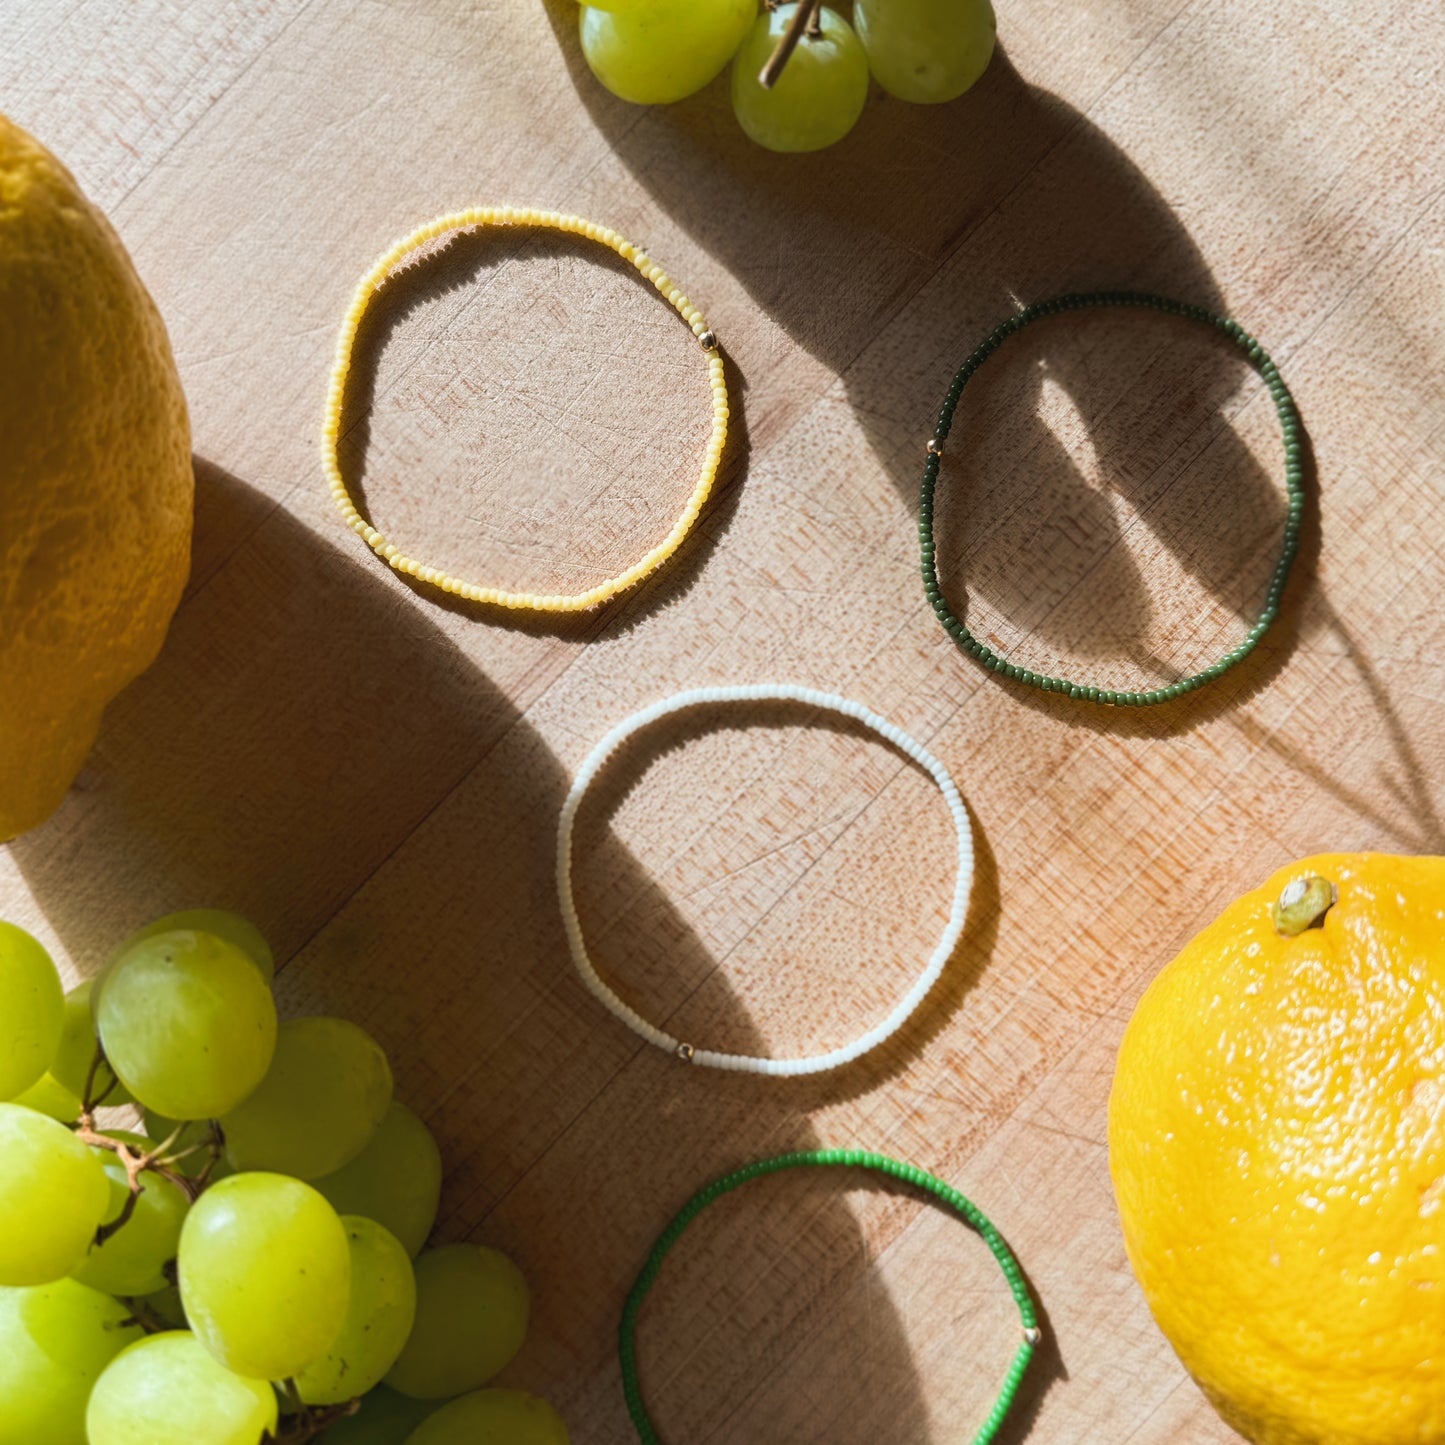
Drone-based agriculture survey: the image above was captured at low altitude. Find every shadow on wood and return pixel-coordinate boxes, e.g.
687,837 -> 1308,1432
543,11 -> 1313,716
9,458 -> 958,1443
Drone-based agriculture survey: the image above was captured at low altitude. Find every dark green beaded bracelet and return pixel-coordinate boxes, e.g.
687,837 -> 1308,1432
619,1149 -> 1040,1445
920,292 -> 1304,706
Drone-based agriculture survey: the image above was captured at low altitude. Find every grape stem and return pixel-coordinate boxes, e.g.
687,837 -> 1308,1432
116,1294 -> 172,1335
74,1119 -> 212,1244
157,1121 -> 227,1188
262,1387 -> 361,1443
76,1126 -> 149,1244
80,1044 -> 121,1112
759,0 -> 824,89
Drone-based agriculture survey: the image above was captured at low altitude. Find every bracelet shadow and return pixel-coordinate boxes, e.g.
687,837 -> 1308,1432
330,223 -> 748,641
792,812 -> 1002,1113
994,1256 -> 1067,1445
4,459 -> 998,1445
541,4 -> 1316,729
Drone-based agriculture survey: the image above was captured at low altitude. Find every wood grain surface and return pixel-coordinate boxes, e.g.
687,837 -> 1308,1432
4,1 -> 1444,1440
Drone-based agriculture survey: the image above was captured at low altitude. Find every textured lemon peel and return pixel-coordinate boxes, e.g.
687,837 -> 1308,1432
0,114 -> 191,839
1110,853 -> 1445,1445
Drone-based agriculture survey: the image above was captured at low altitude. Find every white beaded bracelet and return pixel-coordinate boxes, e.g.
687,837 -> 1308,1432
555,684 -> 975,1077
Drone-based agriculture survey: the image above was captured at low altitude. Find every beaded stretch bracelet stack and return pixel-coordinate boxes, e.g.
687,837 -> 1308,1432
620,1149 -> 1040,1445
556,684 -> 975,1077
320,249 -> 1304,1438
322,206 -> 728,613
920,291 -> 1303,705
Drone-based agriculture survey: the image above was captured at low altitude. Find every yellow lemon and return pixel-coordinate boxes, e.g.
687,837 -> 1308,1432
0,115 -> 191,841
1110,853 -> 1445,1445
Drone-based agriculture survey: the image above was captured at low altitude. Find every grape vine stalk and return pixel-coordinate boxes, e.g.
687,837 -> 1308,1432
758,0 -> 823,87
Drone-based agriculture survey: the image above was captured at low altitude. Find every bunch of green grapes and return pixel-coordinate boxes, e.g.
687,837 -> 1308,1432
573,0 -> 997,153
0,915 -> 566,1444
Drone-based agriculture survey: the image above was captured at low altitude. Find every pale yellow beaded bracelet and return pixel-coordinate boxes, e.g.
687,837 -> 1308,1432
322,206 -> 729,613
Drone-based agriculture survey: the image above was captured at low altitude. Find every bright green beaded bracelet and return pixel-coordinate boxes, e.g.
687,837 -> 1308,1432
920,291 -> 1304,706
619,1149 -> 1040,1445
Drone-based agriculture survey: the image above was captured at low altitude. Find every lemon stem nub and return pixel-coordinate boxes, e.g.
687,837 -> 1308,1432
1272,876 -> 1337,936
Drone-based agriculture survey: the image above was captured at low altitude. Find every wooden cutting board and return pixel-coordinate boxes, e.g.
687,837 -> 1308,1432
3,1 -> 1443,1440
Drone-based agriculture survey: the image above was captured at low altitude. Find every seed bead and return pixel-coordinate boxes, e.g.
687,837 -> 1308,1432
322,206 -> 727,614
919,292 -> 1305,705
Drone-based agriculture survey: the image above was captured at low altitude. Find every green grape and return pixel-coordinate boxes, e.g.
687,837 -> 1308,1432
221,1016 -> 393,1179
50,980 -> 133,1108
86,1330 -> 278,1445
323,1386 -> 438,1444
96,930 -> 276,1120
71,1131 -> 191,1296
12,1071 -> 82,1123
579,0 -> 755,105
178,1172 -> 350,1380
296,1217 -> 417,1405
0,1103 -> 112,1286
314,1101 -> 442,1257
853,0 -> 996,103
0,1278 -> 142,1445
139,1280 -> 189,1329
116,910 -> 274,984
385,1244 -> 528,1400
731,5 -> 869,152
405,1389 -> 570,1445
143,1111 -> 228,1180
0,919 -> 64,1100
